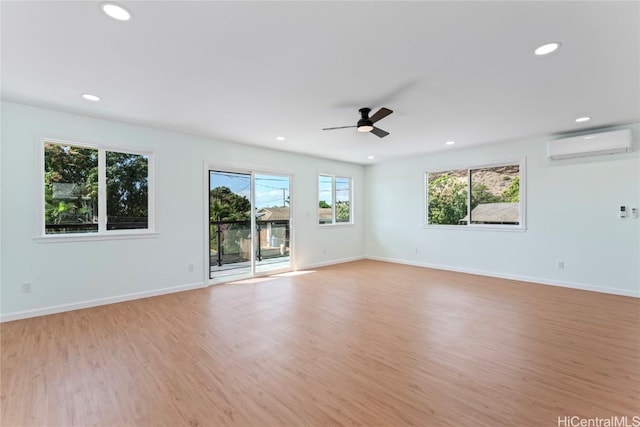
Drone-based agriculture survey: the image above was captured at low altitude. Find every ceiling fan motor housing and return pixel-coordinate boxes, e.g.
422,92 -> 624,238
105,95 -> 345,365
357,107 -> 373,130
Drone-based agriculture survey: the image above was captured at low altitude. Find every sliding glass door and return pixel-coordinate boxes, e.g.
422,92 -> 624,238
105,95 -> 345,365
255,174 -> 290,274
209,169 -> 291,281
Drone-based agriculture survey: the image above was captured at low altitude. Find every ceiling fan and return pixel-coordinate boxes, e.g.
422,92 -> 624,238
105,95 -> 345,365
322,107 -> 393,138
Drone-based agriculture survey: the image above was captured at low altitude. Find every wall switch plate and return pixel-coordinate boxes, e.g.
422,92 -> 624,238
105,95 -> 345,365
632,208 -> 638,218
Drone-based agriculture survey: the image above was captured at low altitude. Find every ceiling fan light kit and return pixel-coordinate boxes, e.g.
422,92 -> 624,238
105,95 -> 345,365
357,108 -> 375,132
323,107 -> 393,138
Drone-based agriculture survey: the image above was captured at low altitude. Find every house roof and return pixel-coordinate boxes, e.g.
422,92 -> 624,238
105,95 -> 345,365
256,207 -> 334,222
52,183 -> 81,199
257,207 -> 289,221
461,203 -> 519,224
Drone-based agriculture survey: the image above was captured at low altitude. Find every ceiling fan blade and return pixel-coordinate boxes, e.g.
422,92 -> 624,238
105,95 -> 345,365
322,125 -> 357,131
370,127 -> 389,138
369,107 -> 393,124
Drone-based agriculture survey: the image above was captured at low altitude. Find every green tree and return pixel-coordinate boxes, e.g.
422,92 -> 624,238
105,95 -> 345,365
501,176 -> 520,202
336,201 -> 350,222
209,187 -> 251,221
106,152 -> 148,224
428,173 -> 468,225
471,183 -> 501,210
209,186 -> 251,256
318,200 -> 331,209
44,144 -> 98,227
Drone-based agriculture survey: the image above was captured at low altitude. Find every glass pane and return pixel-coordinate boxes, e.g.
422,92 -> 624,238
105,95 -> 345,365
427,169 -> 468,225
209,170 -> 252,278
255,174 -> 291,273
318,175 -> 333,224
335,177 -> 351,223
44,143 -> 98,234
106,151 -> 149,230
209,221 -> 252,267
470,165 -> 520,225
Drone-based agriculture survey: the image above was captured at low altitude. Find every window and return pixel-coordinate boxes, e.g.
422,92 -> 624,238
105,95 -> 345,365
318,174 -> 352,225
106,151 -> 150,230
44,144 -> 99,233
42,139 -> 153,236
426,161 -> 523,229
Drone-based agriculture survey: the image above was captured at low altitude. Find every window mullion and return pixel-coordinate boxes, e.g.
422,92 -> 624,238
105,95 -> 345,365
147,154 -> 154,231
98,148 -> 107,232
467,169 -> 472,226
332,176 -> 337,224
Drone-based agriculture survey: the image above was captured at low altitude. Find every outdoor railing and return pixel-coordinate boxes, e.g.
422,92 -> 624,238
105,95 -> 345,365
45,218 -> 148,234
209,219 -> 290,267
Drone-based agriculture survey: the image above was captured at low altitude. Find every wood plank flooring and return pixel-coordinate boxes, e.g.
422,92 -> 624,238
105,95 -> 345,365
1,260 -> 639,426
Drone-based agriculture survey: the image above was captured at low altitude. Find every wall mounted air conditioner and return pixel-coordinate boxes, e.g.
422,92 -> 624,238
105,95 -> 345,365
547,129 -> 632,160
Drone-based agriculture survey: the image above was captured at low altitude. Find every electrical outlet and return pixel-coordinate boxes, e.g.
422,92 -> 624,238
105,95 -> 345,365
188,263 -> 195,272
556,260 -> 564,269
323,248 -> 327,255
415,248 -> 418,254
21,282 -> 32,293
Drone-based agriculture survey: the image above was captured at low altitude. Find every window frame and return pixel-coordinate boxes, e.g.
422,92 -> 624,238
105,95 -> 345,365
423,159 -> 526,232
317,173 -> 354,226
36,137 -> 157,242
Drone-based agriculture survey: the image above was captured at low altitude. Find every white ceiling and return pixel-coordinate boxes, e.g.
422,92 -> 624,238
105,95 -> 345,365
2,1 -> 639,164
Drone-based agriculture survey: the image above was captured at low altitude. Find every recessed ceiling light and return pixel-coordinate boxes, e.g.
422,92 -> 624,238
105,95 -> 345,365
445,140 -> 456,145
82,94 -> 100,102
584,135 -> 596,139
367,155 -> 375,159
534,42 -> 560,56
101,3 -> 131,21
575,116 -> 591,123
276,136 -> 286,141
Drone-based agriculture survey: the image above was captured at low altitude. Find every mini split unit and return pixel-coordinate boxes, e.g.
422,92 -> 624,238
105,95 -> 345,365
547,129 -> 632,160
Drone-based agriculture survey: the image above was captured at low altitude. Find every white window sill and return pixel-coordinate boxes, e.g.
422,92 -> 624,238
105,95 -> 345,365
34,231 -> 159,243
318,223 -> 355,228
422,224 -> 527,232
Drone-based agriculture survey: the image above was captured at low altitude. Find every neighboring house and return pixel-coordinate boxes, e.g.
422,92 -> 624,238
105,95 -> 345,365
256,207 -> 289,222
459,202 -> 519,225
50,182 -> 96,224
51,182 -> 80,199
318,208 -> 333,224
256,207 -> 290,251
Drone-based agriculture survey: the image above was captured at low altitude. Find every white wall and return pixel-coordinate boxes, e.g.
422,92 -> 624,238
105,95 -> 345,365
365,124 -> 640,296
0,101 -> 365,320
2,101 -> 637,322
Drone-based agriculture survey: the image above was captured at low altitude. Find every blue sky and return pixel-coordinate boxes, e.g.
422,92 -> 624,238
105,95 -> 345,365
210,171 -> 290,209
319,176 -> 351,205
210,171 -> 349,209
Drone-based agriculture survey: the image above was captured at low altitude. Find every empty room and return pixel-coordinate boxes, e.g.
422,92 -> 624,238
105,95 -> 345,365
1,1 -> 639,426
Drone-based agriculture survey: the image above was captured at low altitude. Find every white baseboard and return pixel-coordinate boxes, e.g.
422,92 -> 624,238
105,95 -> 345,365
1,256 -> 364,323
5,255 -> 635,323
365,255 -> 640,298
297,256 -> 365,271
1,282 -> 207,323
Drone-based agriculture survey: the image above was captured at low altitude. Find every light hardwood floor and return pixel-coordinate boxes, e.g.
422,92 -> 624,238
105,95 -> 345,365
1,260 -> 639,426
